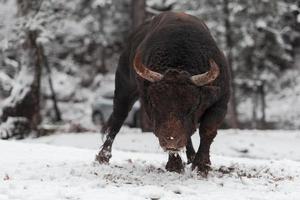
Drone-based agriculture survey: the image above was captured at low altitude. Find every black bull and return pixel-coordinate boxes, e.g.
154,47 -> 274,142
96,12 -> 230,175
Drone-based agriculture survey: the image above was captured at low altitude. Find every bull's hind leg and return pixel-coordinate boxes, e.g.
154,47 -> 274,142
96,55 -> 138,164
166,153 -> 184,173
192,100 -> 227,176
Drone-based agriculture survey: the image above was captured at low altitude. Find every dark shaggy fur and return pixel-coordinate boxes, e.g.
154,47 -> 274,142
96,12 -> 230,175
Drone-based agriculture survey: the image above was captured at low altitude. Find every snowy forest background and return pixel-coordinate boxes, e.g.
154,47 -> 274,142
1,0 -> 300,139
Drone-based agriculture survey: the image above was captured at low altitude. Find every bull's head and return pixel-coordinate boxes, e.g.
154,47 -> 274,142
134,52 -> 219,152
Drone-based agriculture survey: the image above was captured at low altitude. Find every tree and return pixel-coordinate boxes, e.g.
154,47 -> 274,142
0,0 -> 43,138
131,0 -> 146,29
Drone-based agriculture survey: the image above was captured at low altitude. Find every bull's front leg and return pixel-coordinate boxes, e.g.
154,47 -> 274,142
165,153 -> 184,173
192,126 -> 216,176
96,92 -> 137,164
96,127 -> 117,164
96,61 -> 138,164
192,101 -> 227,176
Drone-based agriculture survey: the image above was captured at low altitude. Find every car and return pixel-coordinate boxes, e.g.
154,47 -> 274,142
91,90 -> 141,128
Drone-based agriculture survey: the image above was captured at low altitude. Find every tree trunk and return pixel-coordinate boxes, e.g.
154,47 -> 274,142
223,0 -> 239,129
259,81 -> 266,129
42,45 -> 62,122
131,0 -> 146,29
97,5 -> 108,74
27,30 -> 42,130
252,85 -> 258,129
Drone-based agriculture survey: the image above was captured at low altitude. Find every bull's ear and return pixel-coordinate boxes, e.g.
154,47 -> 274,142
190,59 -> 220,86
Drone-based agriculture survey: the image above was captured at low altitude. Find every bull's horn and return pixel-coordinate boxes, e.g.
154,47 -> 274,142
190,59 -> 220,86
133,52 -> 163,82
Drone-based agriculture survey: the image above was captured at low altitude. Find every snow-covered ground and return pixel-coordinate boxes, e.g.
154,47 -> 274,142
1,128 -> 300,200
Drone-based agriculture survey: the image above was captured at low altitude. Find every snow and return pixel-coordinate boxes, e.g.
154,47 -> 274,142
1,129 -> 300,200
93,0 -> 112,8
0,117 -> 28,139
0,0 -> 17,51
0,72 -> 13,92
1,66 -> 33,109
265,70 -> 300,129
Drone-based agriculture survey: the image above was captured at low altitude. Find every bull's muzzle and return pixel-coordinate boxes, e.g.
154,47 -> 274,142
159,135 -> 186,152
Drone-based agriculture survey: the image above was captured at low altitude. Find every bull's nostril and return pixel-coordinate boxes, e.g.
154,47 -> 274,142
160,136 -> 185,151
166,136 -> 175,140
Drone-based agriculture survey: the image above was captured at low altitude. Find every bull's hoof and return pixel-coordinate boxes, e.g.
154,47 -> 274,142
95,149 -> 112,164
192,161 -> 211,177
166,154 -> 184,173
192,155 -> 211,177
